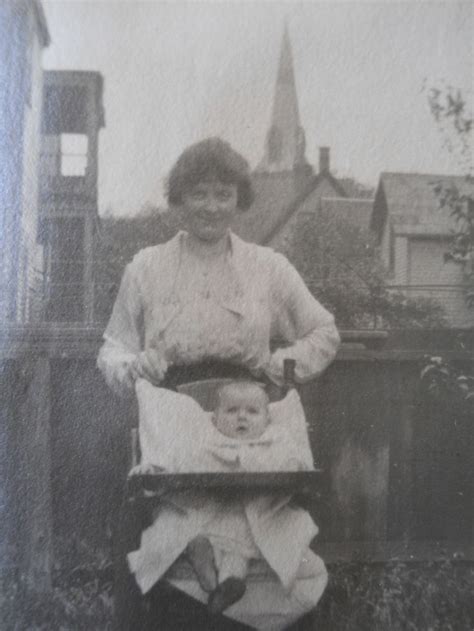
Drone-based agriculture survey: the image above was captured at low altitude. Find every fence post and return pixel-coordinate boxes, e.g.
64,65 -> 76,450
387,361 -> 416,544
16,354 -> 53,592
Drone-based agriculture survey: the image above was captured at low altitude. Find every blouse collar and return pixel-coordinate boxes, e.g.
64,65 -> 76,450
167,231 -> 247,315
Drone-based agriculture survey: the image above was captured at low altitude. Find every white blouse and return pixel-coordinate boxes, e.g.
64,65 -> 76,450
97,231 -> 340,393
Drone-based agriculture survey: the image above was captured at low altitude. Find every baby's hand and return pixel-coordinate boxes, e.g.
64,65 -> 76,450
128,462 -> 166,478
284,458 -> 306,472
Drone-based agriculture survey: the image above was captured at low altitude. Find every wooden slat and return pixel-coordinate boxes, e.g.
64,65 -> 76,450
0,324 -> 472,361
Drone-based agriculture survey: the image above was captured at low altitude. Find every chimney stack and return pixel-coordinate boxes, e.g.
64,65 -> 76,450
319,147 -> 330,174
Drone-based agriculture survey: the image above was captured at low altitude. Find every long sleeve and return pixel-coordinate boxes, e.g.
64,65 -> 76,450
97,259 -> 144,394
267,253 -> 340,384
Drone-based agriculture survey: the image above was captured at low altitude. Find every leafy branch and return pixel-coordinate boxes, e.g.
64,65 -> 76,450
287,208 -> 446,329
420,355 -> 474,409
427,84 -> 474,308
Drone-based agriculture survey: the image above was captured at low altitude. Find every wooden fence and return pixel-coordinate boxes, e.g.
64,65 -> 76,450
0,325 -> 472,592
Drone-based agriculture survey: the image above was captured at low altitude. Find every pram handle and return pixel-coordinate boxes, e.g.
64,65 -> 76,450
131,428 -> 139,468
283,358 -> 296,389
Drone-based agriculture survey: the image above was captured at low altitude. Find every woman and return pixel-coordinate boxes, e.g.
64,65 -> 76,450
98,137 -> 340,629
98,137 -> 340,395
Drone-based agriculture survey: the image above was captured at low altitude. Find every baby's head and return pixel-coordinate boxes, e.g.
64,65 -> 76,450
212,381 -> 270,440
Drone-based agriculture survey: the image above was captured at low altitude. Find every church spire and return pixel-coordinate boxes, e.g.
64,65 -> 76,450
277,23 -> 299,96
258,24 -> 308,172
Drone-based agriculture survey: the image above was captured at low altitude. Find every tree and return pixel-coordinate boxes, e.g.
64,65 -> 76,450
286,208 -> 447,329
427,84 -> 474,308
418,85 -> 474,402
93,208 -> 180,322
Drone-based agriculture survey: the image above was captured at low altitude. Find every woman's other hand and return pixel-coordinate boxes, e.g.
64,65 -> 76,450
284,458 -> 309,472
133,348 -> 168,385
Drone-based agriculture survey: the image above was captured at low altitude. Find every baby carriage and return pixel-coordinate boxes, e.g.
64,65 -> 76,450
113,359 -> 325,630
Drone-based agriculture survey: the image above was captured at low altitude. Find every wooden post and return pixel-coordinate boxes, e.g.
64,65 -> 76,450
16,355 -> 53,592
0,361 -> 15,572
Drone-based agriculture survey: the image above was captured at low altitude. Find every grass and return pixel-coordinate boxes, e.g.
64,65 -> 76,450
1,540 -> 473,630
313,560 -> 474,631
1,539 -> 114,631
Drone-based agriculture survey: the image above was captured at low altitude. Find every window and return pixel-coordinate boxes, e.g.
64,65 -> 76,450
60,134 -> 88,177
40,133 -> 89,179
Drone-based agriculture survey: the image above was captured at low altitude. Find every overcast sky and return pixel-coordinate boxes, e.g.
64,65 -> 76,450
42,1 -> 473,216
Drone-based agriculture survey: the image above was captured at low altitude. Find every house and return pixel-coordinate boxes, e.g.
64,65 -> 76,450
232,26 -> 371,254
0,2 -> 106,326
39,70 -> 105,323
370,172 -> 474,327
0,0 -> 50,322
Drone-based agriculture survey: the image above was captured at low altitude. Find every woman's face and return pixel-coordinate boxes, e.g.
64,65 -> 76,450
180,179 -> 238,243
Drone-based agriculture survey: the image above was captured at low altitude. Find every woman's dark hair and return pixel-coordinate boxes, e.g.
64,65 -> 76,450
167,137 -> 254,211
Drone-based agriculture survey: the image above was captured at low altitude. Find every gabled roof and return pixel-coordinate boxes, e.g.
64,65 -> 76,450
320,197 -> 374,231
315,171 -> 349,198
232,171 -> 305,244
370,172 -> 474,238
232,169 -> 348,245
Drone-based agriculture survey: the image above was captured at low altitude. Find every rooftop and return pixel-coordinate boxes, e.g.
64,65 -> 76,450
371,172 -> 474,236
320,197 -> 374,231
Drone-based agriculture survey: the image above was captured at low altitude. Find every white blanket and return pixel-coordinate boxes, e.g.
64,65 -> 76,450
135,379 -> 314,471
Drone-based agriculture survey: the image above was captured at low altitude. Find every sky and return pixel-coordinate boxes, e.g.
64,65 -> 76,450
41,1 -> 473,216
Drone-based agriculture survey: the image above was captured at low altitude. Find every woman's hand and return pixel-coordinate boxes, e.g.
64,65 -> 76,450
103,357 -> 137,394
263,351 -> 285,385
132,348 -> 168,385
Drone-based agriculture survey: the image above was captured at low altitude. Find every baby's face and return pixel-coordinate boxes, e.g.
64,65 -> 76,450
213,384 -> 270,440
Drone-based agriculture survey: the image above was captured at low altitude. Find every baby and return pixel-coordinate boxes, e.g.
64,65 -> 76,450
128,378 -> 319,619
185,381 -> 306,613
213,380 -> 271,441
